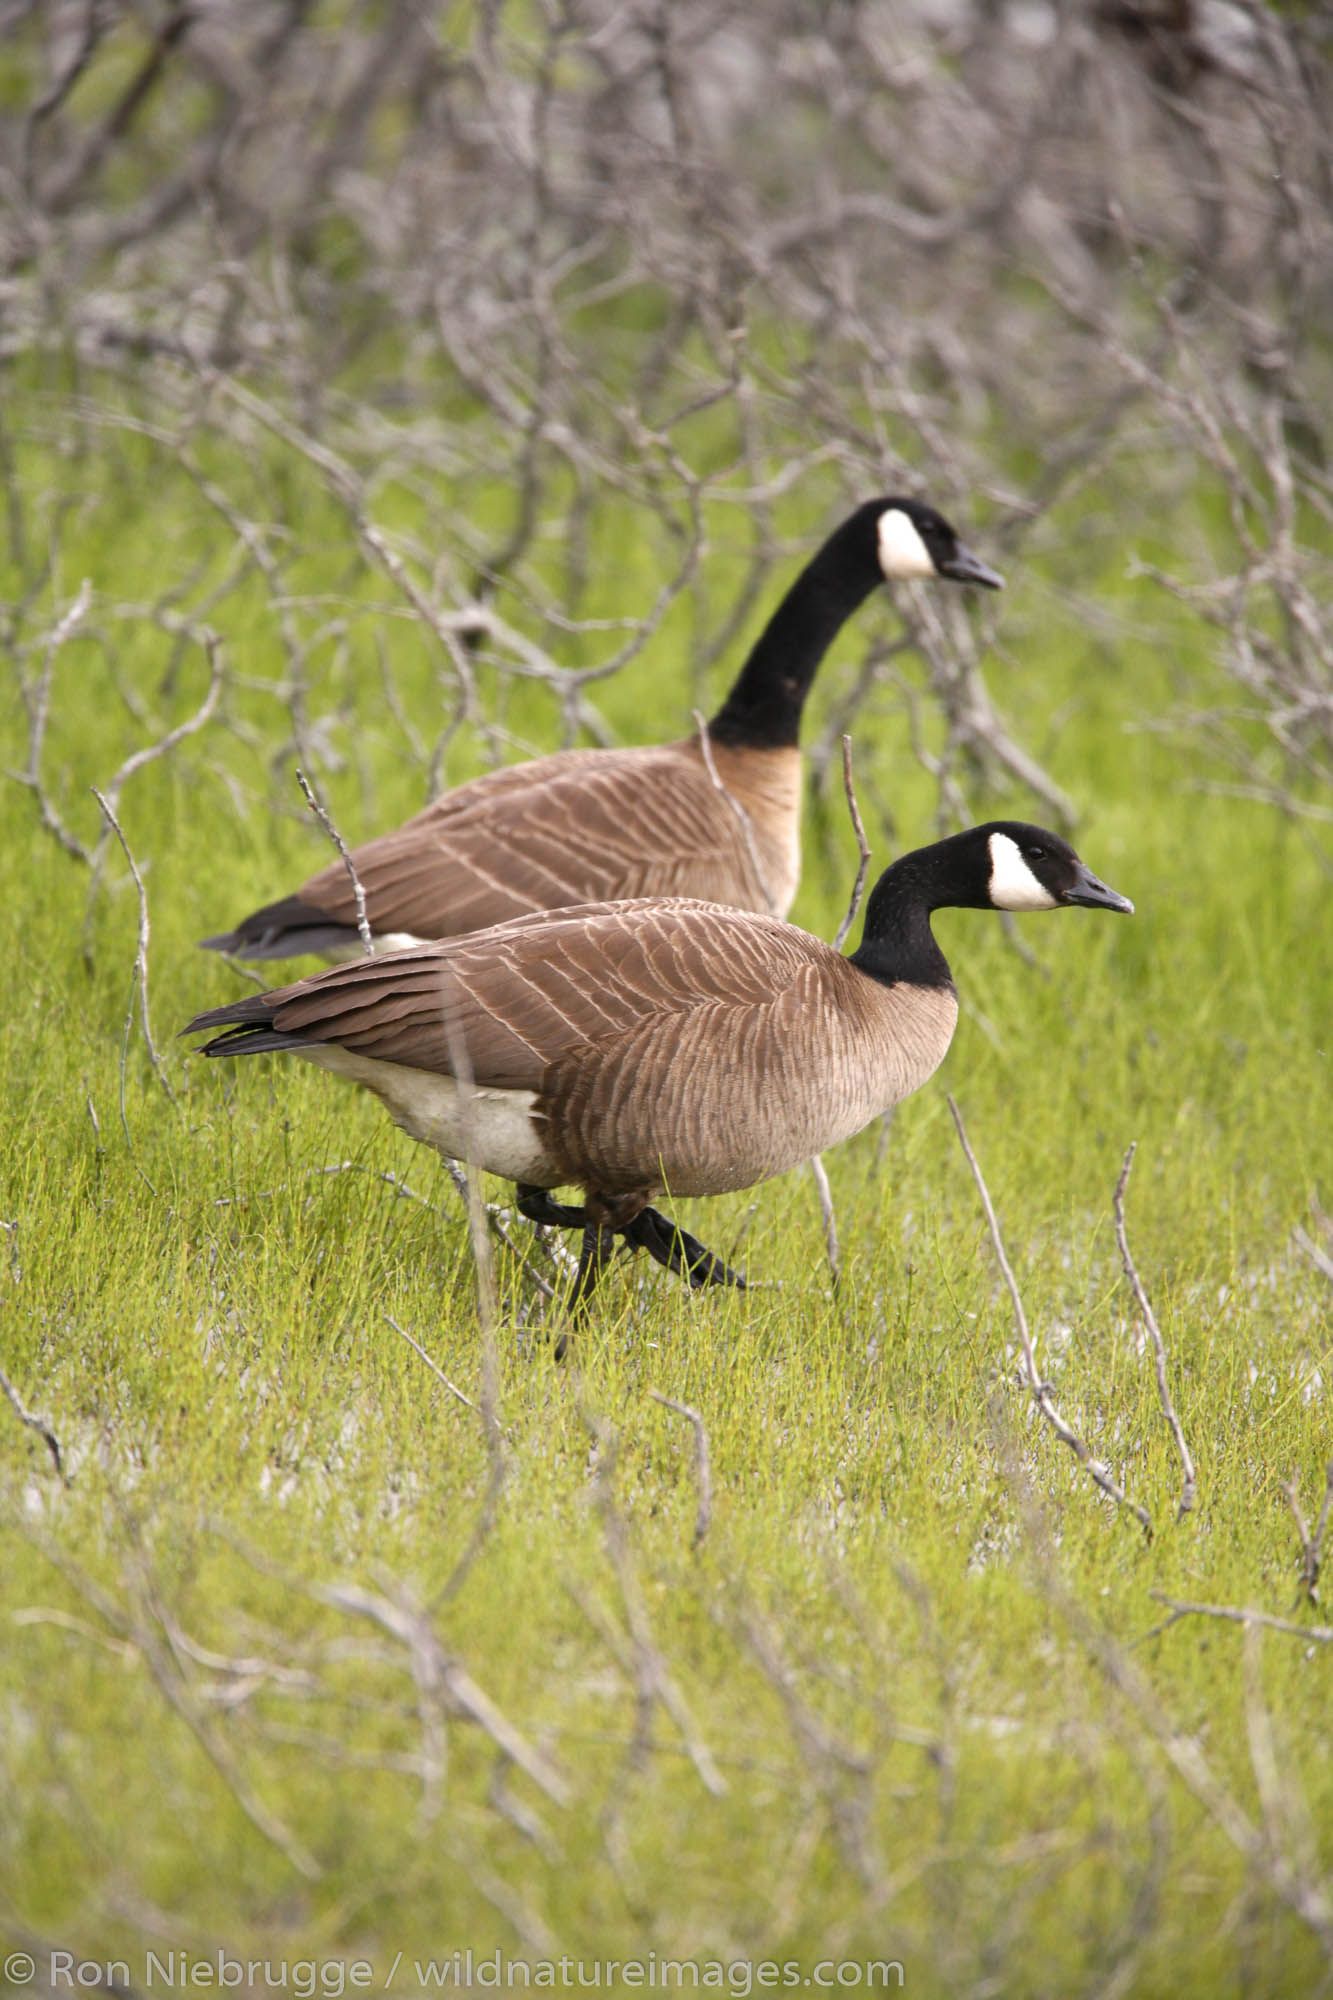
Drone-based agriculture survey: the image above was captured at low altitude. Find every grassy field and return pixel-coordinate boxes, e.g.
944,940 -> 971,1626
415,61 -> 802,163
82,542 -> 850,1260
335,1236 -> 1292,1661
2,373 -> 1331,1998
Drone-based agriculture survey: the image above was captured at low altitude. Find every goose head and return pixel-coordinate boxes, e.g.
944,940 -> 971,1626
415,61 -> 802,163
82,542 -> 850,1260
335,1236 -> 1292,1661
979,823 -> 1133,914
873,498 -> 1005,590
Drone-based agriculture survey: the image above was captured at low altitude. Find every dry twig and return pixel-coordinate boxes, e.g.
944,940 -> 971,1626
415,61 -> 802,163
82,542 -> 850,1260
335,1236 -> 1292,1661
647,1390 -> 713,1551
1146,1592 -> 1333,1647
948,1096 -> 1152,1535
294,766 -> 373,957
91,789 -> 174,1190
382,1314 -> 482,1419
579,1413 -> 727,1807
10,577 -> 94,863
0,1362 -> 65,1480
1113,1144 -> 1196,1519
1282,1462 -> 1333,1606
831,734 -> 872,953
1293,1225 -> 1333,1287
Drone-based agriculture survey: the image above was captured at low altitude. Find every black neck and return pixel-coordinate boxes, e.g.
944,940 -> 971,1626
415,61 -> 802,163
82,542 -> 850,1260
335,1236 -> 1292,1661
707,511 -> 884,750
848,841 -> 983,990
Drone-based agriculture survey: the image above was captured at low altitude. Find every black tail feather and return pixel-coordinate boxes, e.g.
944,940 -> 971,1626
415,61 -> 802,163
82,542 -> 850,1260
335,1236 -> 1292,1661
196,1024 -> 315,1058
199,894 -> 358,962
181,993 -> 313,1058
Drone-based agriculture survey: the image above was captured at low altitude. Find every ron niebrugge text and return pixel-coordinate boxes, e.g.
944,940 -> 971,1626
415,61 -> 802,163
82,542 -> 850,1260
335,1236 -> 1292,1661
28,1948 -> 906,1992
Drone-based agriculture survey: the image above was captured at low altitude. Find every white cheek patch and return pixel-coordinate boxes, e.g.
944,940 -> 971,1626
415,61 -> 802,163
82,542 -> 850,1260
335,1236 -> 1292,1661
987,832 -> 1059,911
876,507 -> 938,581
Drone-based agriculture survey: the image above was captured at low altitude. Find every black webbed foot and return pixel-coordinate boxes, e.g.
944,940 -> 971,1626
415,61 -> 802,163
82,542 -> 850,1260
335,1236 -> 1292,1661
513,1186 -> 745,1359
516,1184 -> 588,1230
625,1205 -> 747,1291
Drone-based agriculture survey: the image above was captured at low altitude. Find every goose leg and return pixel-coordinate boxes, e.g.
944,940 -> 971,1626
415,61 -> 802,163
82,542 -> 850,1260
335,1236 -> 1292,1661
553,1220 -> 618,1361
515,1184 -> 587,1230
626,1205 -> 747,1291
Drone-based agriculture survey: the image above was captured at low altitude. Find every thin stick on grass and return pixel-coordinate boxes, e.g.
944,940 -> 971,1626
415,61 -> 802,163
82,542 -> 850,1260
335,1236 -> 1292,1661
1282,1462 -> 1333,1605
294,766 -> 374,957
947,1094 -> 1153,1536
1145,1591 -> 1333,1646
90,789 -> 171,1197
582,1410 -> 727,1799
808,1154 -> 840,1285
383,1313 -> 482,1416
831,733 -> 872,952
0,1362 -> 65,1480
1312,1467 -> 1333,1597
438,985 -> 499,1332
1113,1142 -> 1196,1519
648,1390 -> 713,1550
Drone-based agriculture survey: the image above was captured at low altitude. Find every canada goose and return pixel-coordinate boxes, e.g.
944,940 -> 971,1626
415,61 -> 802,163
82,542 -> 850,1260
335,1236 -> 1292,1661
200,499 -> 1002,961
185,822 -> 1130,1321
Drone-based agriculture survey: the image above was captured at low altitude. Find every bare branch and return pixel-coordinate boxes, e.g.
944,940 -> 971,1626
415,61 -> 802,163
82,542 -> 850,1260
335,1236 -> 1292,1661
1282,1462 -> 1333,1607
1147,1592 -> 1333,1648
831,734 -> 872,954
647,1390 -> 713,1551
0,1362 -> 64,1480
382,1314 -> 482,1418
807,1154 -> 840,1287
313,1577 -> 569,1810
1293,1225 -> 1333,1287
948,1096 -> 1152,1536
96,627 -> 225,826
8,577 -> 94,864
91,787 -> 174,1136
293,767 -> 373,958
1113,1144 -> 1197,1520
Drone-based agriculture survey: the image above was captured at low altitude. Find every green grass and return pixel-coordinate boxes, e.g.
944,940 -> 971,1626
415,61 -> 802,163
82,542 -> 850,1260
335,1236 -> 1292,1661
1,379 -> 1331,1997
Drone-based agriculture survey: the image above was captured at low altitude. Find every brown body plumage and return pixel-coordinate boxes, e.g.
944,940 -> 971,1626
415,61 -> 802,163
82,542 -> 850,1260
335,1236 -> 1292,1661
186,822 -> 1132,1321
200,498 -> 1001,961
290,739 -> 802,949
210,900 -> 959,1200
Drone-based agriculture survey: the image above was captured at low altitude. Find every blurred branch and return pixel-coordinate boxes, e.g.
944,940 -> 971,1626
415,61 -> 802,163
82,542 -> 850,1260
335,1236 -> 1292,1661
949,1096 -> 1152,1535
1113,1143 -> 1196,1520
647,1390 -> 713,1552
0,1362 -> 64,1480
91,784 -> 175,1127
8,578 -> 94,864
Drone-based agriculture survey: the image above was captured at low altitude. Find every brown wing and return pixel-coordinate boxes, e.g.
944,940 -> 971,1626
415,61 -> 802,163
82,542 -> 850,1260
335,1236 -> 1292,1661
296,741 -> 752,939
199,898 -> 835,1091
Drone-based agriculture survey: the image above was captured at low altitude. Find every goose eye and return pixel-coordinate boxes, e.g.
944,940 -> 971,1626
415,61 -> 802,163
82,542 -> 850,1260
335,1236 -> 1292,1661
1025,844 -> 1046,860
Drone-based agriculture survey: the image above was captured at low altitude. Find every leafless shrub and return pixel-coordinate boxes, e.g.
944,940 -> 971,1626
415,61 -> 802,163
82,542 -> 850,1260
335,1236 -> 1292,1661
3,1 -> 1325,840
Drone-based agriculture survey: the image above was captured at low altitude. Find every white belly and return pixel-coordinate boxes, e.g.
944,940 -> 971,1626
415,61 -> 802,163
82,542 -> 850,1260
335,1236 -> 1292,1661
302,1046 -> 558,1184
322,931 -> 433,964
